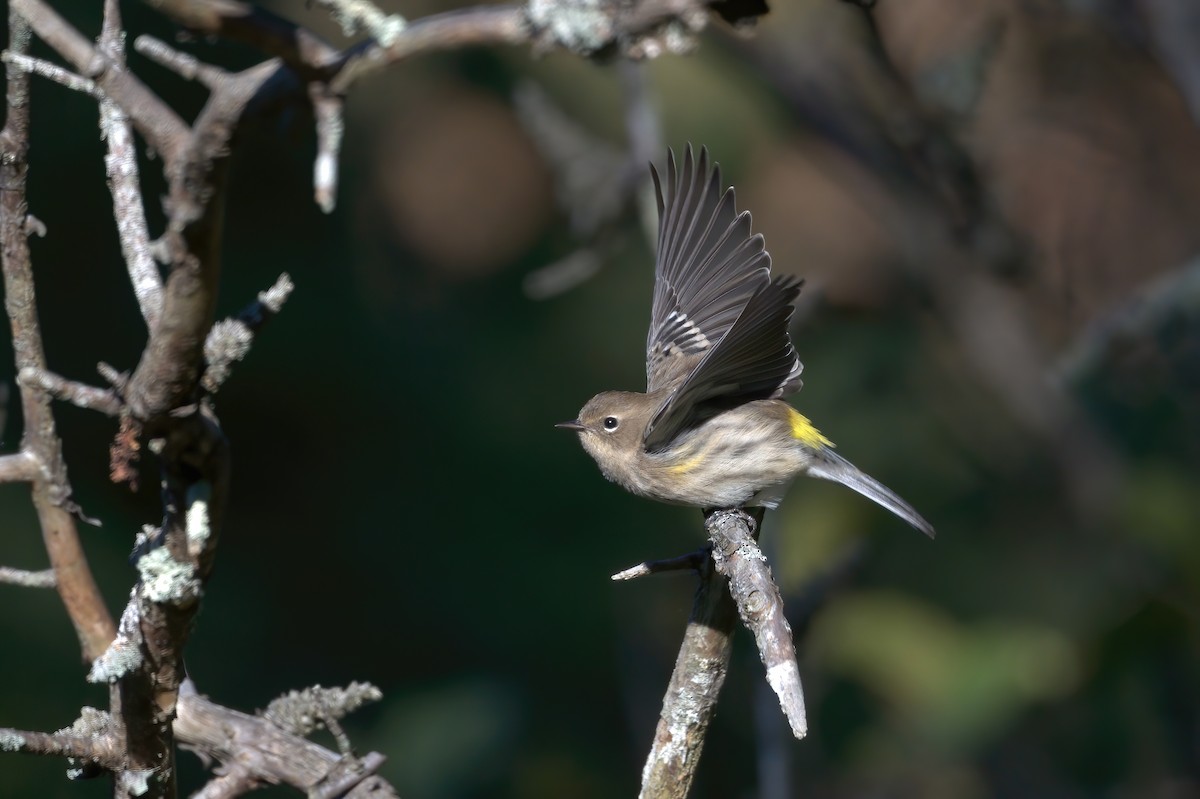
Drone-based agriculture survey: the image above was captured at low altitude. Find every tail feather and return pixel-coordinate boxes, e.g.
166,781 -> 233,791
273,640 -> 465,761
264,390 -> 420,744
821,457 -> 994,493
807,450 -> 936,538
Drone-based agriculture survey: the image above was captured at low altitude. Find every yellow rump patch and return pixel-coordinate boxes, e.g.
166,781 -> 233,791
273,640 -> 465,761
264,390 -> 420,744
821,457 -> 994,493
788,408 -> 834,449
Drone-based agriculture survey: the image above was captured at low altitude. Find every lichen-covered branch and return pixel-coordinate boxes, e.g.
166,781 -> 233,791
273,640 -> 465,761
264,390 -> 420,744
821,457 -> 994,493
708,509 -> 807,739
174,682 -> 396,798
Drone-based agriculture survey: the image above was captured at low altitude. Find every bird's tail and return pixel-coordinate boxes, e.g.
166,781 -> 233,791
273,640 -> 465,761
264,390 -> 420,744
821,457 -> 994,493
806,449 -> 936,538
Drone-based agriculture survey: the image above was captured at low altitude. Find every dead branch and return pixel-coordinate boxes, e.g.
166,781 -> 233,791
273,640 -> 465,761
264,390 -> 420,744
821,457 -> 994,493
0,451 -> 39,482
175,682 -> 396,798
1,7 -> 116,661
0,565 -> 56,587
708,509 -> 807,739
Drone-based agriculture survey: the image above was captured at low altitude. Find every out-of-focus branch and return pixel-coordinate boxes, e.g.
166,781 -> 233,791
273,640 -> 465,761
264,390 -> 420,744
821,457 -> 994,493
0,451 -> 39,482
1,7 -> 116,662
12,0 -> 189,161
202,273 -> 295,394
18,367 -> 122,417
0,725 -> 122,765
0,565 -> 56,587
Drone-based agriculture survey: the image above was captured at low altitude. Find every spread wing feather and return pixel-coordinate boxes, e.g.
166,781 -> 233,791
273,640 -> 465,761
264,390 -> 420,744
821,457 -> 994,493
644,275 -> 805,450
646,146 -> 772,392
642,145 -> 804,450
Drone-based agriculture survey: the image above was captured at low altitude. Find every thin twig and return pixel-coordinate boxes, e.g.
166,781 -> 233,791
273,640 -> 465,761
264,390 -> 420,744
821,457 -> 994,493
611,548 -> 707,581
134,35 -> 226,87
0,726 -> 121,765
0,565 -> 56,587
190,768 -> 260,799
2,5 -> 116,661
315,0 -> 406,45
100,0 -> 162,331
0,51 -> 100,96
309,85 -> 343,213
0,451 -> 39,482
18,367 -> 122,417
13,0 -> 190,162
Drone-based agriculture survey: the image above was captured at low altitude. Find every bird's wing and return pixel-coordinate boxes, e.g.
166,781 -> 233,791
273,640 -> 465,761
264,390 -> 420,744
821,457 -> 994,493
644,274 -> 805,450
645,145 -> 774,393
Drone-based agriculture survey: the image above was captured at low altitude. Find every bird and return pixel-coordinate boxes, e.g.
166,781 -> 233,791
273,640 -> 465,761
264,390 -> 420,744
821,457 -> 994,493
557,145 -> 935,538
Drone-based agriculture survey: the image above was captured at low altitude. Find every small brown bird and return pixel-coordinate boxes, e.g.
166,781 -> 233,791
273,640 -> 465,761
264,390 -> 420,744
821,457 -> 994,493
558,146 -> 934,537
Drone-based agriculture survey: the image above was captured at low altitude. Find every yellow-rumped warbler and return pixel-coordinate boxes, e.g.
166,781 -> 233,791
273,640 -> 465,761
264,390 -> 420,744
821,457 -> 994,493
558,146 -> 934,537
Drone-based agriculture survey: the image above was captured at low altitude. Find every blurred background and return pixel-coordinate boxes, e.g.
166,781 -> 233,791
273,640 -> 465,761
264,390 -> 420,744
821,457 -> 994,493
2,0 -> 1199,796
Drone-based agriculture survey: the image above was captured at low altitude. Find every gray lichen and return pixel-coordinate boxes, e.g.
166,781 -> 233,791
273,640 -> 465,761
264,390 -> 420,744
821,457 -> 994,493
0,730 -> 26,752
88,600 -> 144,683
136,547 -> 200,604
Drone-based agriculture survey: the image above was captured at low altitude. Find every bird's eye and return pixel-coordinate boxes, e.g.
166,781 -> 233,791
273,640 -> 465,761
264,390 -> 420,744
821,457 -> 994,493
603,416 -> 620,431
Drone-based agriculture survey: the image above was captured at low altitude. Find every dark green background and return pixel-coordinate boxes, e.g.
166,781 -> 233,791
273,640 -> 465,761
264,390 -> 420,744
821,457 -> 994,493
2,2 -> 1198,797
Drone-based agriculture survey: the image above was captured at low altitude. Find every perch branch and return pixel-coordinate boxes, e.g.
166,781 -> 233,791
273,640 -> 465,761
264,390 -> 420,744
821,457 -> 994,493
708,509 -> 807,739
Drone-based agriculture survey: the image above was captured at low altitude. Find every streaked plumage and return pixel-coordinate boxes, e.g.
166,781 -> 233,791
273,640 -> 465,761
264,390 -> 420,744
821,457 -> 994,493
560,146 -> 934,538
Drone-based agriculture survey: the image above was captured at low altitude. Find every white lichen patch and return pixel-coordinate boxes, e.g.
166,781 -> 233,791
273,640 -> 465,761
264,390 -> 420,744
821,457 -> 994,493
527,0 -> 613,54
0,730 -> 26,752
88,601 -> 144,683
185,483 -> 212,550
136,548 -> 200,604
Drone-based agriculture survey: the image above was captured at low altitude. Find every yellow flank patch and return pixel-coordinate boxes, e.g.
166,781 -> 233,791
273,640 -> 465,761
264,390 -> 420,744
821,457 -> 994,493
788,408 -> 834,449
668,452 -> 707,475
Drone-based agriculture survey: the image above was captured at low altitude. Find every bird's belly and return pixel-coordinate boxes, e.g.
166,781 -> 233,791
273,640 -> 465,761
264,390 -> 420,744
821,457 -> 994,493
637,421 -> 811,509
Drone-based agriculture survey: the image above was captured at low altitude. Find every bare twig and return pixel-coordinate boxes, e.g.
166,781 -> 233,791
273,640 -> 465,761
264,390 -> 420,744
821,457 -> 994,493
0,726 -> 121,766
0,565 -> 56,587
18,367 -> 122,417
134,35 -> 226,88
202,273 -> 295,393
2,6 -> 116,661
100,0 -> 162,331
0,51 -> 99,96
0,450 -> 39,482
13,0 -> 189,161
316,0 -> 406,45
612,548 -> 708,581
309,86 -> 344,213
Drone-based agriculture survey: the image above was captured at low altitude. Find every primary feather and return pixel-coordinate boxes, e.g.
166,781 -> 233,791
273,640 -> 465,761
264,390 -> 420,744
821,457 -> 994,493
643,146 -> 804,451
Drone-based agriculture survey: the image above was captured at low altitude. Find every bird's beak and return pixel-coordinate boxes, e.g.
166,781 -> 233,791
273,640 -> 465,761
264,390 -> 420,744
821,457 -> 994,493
555,420 -> 586,431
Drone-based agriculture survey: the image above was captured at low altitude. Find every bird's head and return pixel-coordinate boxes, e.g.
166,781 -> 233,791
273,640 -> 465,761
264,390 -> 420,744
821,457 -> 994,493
556,391 -> 657,480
